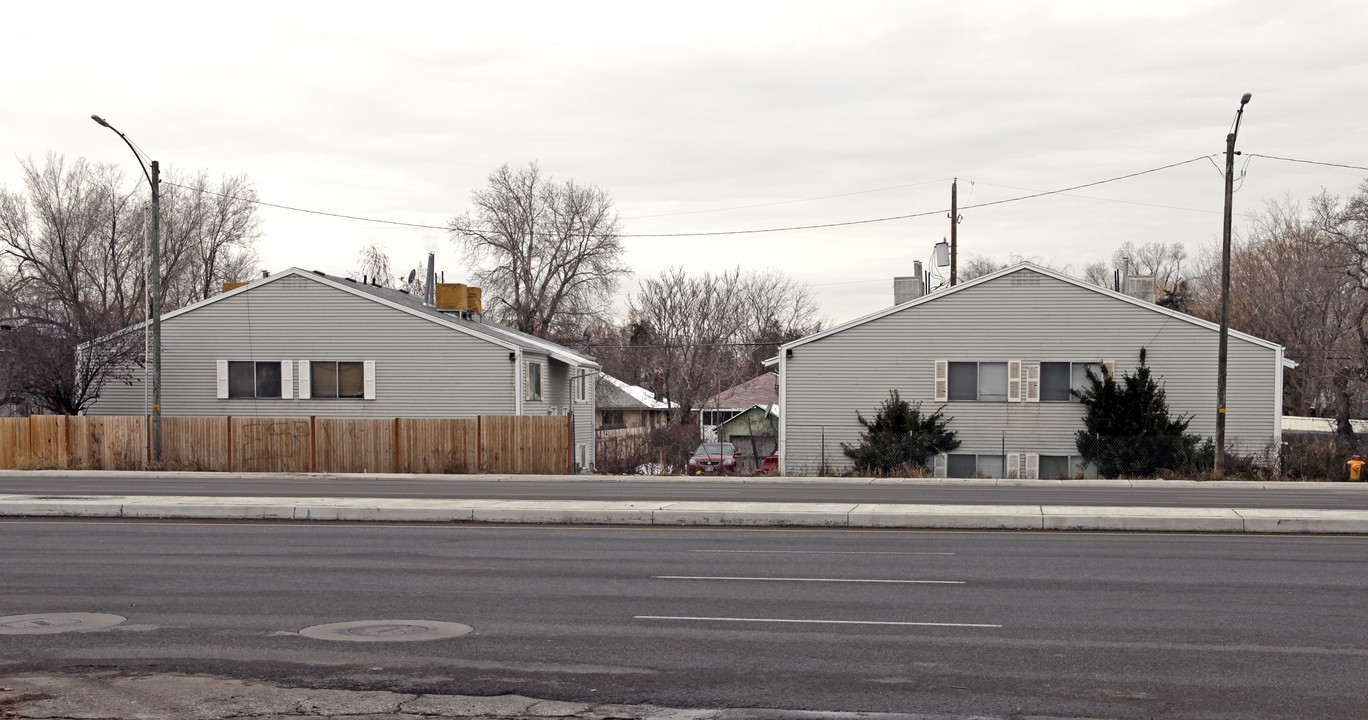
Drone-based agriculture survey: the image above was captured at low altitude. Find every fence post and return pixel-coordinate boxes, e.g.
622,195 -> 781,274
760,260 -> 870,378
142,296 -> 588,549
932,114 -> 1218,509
477,415 -> 484,474
27,413 -> 33,467
567,412 -> 574,474
226,416 -> 233,472
310,416 -> 317,473
393,417 -> 400,474
62,414 -> 71,469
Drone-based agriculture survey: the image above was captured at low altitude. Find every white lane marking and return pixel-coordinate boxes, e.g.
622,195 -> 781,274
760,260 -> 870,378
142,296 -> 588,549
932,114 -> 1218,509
691,550 -> 955,555
655,576 -> 963,584
636,615 -> 1000,628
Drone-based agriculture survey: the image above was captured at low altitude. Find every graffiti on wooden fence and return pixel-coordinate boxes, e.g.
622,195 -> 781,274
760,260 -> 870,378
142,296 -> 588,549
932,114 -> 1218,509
238,419 -> 311,467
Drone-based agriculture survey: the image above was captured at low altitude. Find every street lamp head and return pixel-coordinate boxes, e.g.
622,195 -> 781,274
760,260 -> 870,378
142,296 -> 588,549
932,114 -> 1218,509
1240,93 -> 1252,106
91,114 -> 110,128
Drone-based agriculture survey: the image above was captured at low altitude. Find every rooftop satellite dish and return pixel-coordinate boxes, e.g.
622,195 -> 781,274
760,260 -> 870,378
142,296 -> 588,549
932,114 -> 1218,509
407,269 -> 417,284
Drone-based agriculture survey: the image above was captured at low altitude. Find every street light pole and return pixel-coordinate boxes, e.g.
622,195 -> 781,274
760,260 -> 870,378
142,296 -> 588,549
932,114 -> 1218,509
1215,93 -> 1251,476
91,115 -> 161,465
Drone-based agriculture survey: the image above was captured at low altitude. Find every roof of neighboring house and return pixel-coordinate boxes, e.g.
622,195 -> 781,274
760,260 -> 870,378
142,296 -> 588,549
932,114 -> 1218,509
1282,416 -> 1368,434
774,263 -> 1292,366
701,372 -> 779,411
131,268 -> 598,368
718,403 -> 780,431
597,374 -> 674,410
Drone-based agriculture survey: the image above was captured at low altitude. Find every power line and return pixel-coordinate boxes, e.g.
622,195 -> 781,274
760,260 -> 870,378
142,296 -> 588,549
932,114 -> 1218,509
620,155 -> 1217,237
620,178 -> 950,220
166,155 -> 1215,239
1245,153 -> 1368,173
161,181 -> 451,231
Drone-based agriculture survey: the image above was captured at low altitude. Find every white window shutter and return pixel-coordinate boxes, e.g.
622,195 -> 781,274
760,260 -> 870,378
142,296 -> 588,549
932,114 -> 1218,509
1008,360 -> 1022,402
934,360 -> 948,402
1026,453 -> 1040,480
216,360 -> 229,399
281,361 -> 293,399
1026,364 -> 1040,402
298,361 -> 311,399
933,453 -> 947,478
1104,359 -> 1117,381
363,360 -> 376,400
1006,452 -> 1021,478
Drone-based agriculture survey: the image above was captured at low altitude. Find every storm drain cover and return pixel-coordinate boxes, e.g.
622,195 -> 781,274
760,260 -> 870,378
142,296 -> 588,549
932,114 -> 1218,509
298,619 -> 473,642
0,613 -> 126,634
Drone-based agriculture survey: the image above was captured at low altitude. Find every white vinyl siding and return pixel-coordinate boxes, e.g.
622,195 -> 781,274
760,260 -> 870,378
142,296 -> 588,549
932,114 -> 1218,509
90,275 -> 520,418
779,268 -> 1281,476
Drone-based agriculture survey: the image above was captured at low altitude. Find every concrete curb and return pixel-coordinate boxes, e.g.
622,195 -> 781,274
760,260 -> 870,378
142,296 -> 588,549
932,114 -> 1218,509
3,494 -> 1366,534
2,469 -> 1365,489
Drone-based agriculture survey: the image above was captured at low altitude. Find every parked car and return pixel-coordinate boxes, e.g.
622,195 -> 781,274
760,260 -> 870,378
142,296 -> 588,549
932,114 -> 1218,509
759,455 -> 779,475
688,442 -> 740,474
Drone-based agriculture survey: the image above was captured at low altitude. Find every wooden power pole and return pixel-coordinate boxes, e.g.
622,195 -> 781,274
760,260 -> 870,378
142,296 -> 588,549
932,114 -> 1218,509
950,178 -> 958,286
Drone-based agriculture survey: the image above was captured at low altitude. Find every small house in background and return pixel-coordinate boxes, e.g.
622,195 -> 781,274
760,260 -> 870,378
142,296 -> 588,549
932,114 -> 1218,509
595,374 -> 673,437
718,403 -> 779,471
699,372 -> 779,441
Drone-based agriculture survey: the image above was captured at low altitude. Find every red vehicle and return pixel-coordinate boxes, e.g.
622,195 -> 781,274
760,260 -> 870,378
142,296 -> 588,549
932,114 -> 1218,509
759,455 -> 780,475
687,442 -> 740,474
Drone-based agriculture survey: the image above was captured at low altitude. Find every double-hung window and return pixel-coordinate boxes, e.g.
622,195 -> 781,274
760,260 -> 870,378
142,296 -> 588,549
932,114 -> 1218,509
946,362 -> 1008,401
573,370 -> 588,403
526,360 -> 544,402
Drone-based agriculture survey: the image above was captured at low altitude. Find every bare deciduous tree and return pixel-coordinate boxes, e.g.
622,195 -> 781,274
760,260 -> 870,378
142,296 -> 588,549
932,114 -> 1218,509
351,242 -> 396,287
0,155 -> 261,414
624,266 -> 820,426
448,162 -> 628,339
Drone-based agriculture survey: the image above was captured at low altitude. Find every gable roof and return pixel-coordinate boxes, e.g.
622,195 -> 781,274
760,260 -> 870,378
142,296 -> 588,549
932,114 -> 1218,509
149,268 -> 599,368
597,373 -> 674,410
779,262 -> 1286,356
701,372 -> 780,410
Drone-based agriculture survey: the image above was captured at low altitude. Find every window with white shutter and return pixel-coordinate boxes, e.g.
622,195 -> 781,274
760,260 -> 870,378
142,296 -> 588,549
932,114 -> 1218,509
1008,360 -> 1022,402
363,360 -> 376,400
281,361 -> 294,399
1025,364 -> 1040,402
1104,359 -> 1117,381
934,360 -> 948,402
1025,453 -> 1040,480
933,453 -> 947,478
1006,453 -> 1021,478
298,360 -> 311,399
216,360 -> 229,399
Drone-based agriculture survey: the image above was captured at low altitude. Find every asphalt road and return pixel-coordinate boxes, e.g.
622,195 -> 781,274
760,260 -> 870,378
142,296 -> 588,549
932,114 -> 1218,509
3,519 -> 1366,719
3,474 -> 1368,508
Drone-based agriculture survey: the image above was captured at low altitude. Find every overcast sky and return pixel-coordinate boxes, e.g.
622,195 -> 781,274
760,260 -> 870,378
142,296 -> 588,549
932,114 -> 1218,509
5,1 -> 1366,323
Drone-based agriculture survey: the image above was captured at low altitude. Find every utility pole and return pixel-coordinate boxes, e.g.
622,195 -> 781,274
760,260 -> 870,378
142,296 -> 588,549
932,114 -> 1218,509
1216,93 -> 1252,476
949,178 -> 959,286
92,115 -> 162,464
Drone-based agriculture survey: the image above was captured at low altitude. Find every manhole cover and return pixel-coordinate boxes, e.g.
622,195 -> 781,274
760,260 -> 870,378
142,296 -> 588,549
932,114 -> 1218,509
298,619 -> 473,642
0,613 -> 126,634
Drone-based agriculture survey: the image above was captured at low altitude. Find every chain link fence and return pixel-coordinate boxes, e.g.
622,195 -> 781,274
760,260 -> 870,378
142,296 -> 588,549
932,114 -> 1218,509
785,424 -> 1361,480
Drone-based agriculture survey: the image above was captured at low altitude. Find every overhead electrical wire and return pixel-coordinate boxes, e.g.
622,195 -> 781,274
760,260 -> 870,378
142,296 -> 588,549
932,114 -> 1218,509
162,155 -> 1218,239
1245,153 -> 1368,173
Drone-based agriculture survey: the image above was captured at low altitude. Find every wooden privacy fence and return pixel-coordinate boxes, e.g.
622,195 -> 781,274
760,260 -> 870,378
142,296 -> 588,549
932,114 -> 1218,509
0,414 -> 573,474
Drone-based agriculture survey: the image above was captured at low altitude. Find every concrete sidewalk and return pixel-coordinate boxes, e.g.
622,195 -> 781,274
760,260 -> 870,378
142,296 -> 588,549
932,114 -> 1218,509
3,493 -> 1366,534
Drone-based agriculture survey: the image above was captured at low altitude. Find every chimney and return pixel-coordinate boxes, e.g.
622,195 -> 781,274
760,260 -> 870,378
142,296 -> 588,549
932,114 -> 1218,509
425,253 -> 436,306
